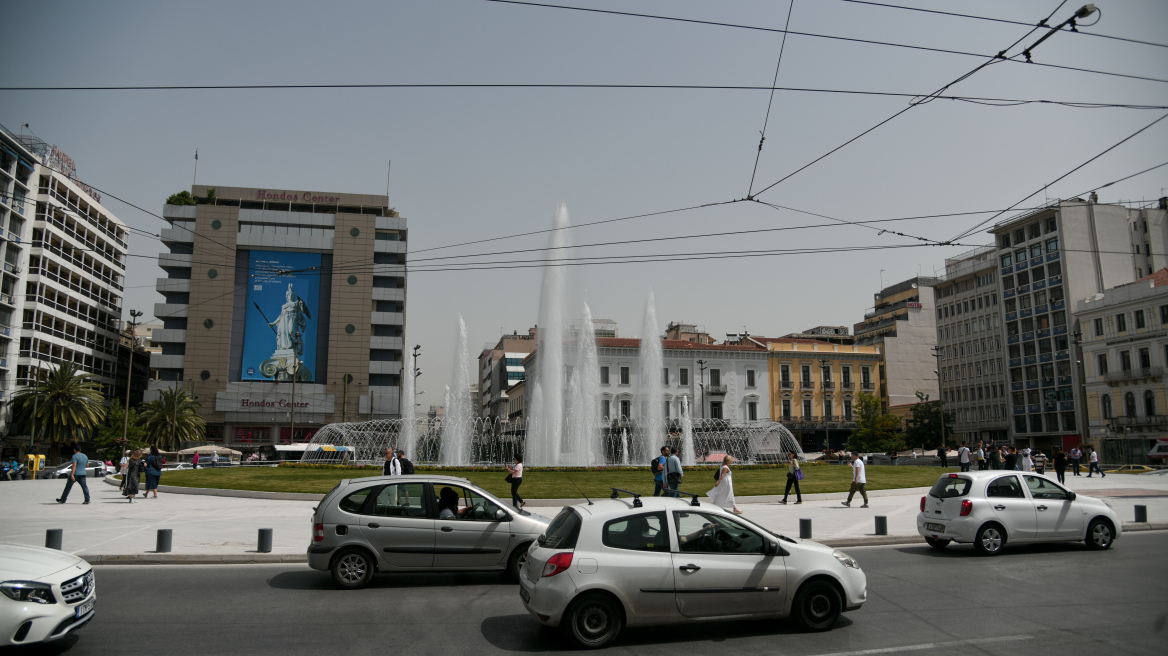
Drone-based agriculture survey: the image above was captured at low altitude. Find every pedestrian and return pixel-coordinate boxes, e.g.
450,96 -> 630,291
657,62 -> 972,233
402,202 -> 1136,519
938,445 -> 949,468
382,447 -> 400,476
1087,447 -> 1106,478
1070,446 -> 1082,476
396,450 -> 414,474
890,450 -> 899,466
989,444 -> 1002,470
210,449 -> 218,468
144,445 -> 163,499
55,444 -> 91,505
665,447 -> 684,497
652,446 -> 668,497
842,452 -> 869,508
1033,449 -> 1047,475
1053,449 -> 1067,484
912,449 -> 918,460
958,441 -> 971,472
118,450 -> 130,490
1021,446 -> 1033,472
707,455 -> 740,514
778,451 -> 803,505
505,453 -> 524,509
975,442 -> 986,470
122,450 -> 143,503
1004,446 -> 1017,471
192,452 -> 199,469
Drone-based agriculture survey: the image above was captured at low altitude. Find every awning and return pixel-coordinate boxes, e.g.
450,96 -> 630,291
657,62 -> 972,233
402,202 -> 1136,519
315,445 -> 352,452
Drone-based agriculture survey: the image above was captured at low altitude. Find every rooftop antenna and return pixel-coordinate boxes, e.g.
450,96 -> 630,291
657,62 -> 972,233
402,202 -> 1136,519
386,159 -> 392,198
193,148 -> 198,187
566,472 -> 593,505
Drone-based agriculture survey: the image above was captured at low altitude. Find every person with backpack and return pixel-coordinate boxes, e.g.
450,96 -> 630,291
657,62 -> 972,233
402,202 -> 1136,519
665,447 -> 683,497
958,442 -> 971,472
144,445 -> 163,499
778,450 -> 802,505
1032,449 -> 1047,475
396,450 -> 414,474
383,448 -> 401,476
651,446 -> 668,496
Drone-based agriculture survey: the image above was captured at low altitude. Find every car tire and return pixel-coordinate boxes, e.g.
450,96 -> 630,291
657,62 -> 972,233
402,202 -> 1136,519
506,544 -> 529,582
331,548 -> 375,589
1085,518 -> 1114,551
974,524 -> 1005,556
925,537 -> 951,549
792,579 -> 842,632
562,593 -> 623,649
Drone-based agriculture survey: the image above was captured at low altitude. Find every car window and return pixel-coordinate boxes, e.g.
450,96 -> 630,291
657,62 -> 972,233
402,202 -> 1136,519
930,476 -> 972,498
434,485 -> 504,521
369,483 -> 428,518
338,487 -> 373,514
1024,476 -> 1068,500
986,475 -> 1025,499
602,512 -> 669,553
540,508 -> 581,549
674,511 -> 764,555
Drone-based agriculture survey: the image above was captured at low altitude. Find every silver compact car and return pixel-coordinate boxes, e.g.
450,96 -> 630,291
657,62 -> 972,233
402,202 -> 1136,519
0,544 -> 96,646
308,474 -> 550,588
519,491 -> 866,649
917,471 -> 1122,555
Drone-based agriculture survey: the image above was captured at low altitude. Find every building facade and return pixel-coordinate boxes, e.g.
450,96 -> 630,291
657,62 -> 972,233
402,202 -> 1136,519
147,184 -> 407,450
478,328 -> 537,420
854,276 -> 939,413
1078,268 -> 1168,464
933,245 -> 1009,444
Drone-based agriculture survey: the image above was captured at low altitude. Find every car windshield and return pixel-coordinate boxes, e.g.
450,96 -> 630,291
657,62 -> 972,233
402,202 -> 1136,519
930,476 -> 972,498
539,508 -> 581,549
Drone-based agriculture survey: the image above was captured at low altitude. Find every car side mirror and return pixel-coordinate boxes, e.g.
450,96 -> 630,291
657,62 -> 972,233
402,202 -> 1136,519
767,541 -> 780,557
494,508 -> 509,521
1066,491 -> 1076,501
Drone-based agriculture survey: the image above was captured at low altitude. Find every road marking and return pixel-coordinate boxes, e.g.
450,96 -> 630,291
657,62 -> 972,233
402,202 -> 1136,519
812,634 -> 1032,656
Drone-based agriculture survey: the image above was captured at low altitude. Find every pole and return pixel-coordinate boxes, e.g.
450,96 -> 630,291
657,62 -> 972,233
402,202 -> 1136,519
122,310 -> 143,450
30,357 -> 39,453
696,359 -> 707,420
290,358 -> 297,443
342,375 -> 349,423
933,346 -> 946,451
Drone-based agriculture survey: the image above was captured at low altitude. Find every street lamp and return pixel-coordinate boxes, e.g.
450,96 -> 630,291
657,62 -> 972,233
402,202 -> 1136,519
696,359 -> 707,420
932,346 -> 947,451
121,309 -> 144,453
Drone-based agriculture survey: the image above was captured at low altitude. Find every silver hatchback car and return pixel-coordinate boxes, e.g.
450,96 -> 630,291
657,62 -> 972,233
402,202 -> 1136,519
308,475 -> 550,588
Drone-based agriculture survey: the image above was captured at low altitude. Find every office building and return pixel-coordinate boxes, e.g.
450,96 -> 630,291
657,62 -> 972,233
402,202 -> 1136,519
854,276 -> 940,415
478,328 -> 537,420
147,184 -> 407,450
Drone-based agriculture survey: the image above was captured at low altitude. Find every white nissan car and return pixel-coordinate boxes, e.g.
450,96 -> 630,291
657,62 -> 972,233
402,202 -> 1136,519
917,471 -> 1122,555
0,544 -> 96,646
519,490 -> 866,649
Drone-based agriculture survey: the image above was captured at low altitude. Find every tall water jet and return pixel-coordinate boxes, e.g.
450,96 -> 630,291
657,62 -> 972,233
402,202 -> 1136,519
399,351 -> 418,459
681,395 -> 695,466
635,289 -> 664,463
620,428 -> 630,466
440,315 -> 473,465
566,302 -> 603,465
528,204 -> 571,465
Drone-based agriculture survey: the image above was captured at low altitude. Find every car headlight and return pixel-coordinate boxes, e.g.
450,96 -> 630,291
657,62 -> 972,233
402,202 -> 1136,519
0,581 -> 56,604
832,550 -> 860,570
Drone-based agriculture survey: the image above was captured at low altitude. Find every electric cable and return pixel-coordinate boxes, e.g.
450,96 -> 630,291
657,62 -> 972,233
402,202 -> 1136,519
746,0 -> 796,199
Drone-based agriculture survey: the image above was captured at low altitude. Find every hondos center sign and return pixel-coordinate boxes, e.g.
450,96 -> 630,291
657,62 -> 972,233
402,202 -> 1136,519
216,391 -> 336,415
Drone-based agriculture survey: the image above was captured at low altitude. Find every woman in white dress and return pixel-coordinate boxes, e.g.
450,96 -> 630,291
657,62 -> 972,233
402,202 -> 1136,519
707,455 -> 741,514
1021,446 -> 1033,472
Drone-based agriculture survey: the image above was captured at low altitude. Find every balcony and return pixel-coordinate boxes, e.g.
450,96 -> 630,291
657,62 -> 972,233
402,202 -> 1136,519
1004,288 -> 1016,299
1046,251 -> 1060,262
1053,325 -> 1068,335
1006,311 -> 1018,321
1113,415 -> 1168,428
780,380 -> 794,390
1105,367 -> 1164,385
706,385 -> 728,396
154,303 -> 189,318
839,380 -> 854,391
860,382 -> 874,391
1048,274 -> 1062,287
1020,308 -> 1033,318
1035,304 -> 1048,314
1018,284 -> 1030,294
1001,265 -> 1012,275
801,380 -> 814,390
1033,279 -> 1046,291
1015,259 -> 1028,270
821,380 -> 836,392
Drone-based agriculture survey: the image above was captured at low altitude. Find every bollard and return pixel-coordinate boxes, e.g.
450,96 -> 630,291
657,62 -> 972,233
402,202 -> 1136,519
45,529 -> 63,550
799,518 -> 812,539
875,516 -> 888,536
1135,505 -> 1148,523
156,529 -> 172,553
257,528 -> 273,553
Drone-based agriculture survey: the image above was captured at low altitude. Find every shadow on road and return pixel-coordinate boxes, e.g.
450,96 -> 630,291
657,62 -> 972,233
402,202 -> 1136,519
3,633 -> 79,655
267,569 -> 509,591
894,541 -> 1097,558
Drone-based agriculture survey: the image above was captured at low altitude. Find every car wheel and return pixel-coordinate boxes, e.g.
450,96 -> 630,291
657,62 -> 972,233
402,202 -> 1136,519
925,537 -> 951,549
974,524 -> 1005,556
506,544 -> 529,582
792,579 -> 842,632
1085,518 -> 1113,550
563,593 -> 623,649
331,548 -> 374,589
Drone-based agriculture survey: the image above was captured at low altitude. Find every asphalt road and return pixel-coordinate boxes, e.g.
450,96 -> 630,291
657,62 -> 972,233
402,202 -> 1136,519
19,532 -> 1168,656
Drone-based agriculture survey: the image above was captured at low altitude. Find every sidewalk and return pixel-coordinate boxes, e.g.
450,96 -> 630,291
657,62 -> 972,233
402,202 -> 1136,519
0,470 -> 1164,564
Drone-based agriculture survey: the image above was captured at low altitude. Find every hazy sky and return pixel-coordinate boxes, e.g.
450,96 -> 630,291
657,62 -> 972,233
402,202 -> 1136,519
2,0 -> 1166,405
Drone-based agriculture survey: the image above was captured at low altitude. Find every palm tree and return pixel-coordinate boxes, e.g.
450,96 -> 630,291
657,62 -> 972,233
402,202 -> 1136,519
12,362 -> 107,444
139,387 -> 205,450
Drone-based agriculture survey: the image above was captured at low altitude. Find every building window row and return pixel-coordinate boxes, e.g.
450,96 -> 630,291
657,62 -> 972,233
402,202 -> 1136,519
35,202 -> 125,269
39,175 -> 128,247
16,339 -> 116,381
31,230 -> 125,290
24,282 -> 118,333
999,216 -> 1058,250
20,310 -> 119,356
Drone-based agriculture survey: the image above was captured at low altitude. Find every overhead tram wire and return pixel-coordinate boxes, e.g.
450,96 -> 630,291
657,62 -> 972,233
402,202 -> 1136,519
839,0 -> 1168,50
746,0 -> 796,199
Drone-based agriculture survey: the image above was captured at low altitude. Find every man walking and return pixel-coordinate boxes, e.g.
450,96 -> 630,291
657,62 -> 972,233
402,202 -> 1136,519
56,444 -> 90,505
1087,447 -> 1106,478
1070,446 -> 1082,476
938,445 -> 949,468
958,441 -> 971,472
665,447 -> 683,497
383,448 -> 401,476
652,446 -> 668,497
396,450 -> 414,474
841,452 -> 869,508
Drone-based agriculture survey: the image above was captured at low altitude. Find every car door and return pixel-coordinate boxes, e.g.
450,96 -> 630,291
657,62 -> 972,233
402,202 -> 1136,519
359,482 -> 435,568
986,474 -> 1037,541
1023,475 -> 1084,539
432,484 -> 512,569
670,510 -> 784,619
594,511 -> 678,623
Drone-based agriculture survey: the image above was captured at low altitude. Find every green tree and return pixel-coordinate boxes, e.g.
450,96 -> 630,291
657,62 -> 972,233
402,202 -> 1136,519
95,402 -> 149,461
166,190 -> 196,206
12,362 -> 107,444
138,387 -> 206,450
904,392 -> 955,450
846,392 -> 905,454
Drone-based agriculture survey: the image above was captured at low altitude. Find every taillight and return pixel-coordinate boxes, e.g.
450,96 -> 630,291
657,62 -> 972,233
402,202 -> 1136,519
313,523 -> 324,542
541,552 -> 573,578
948,473 -> 958,478
920,496 -> 926,512
960,500 -> 973,516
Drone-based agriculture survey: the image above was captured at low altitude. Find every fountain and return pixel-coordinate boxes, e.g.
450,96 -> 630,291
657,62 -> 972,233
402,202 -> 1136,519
564,302 -> 604,465
527,205 -> 571,466
399,350 -> 418,459
439,315 -> 473,465
635,289 -> 664,463
681,395 -> 695,466
620,428 -> 630,466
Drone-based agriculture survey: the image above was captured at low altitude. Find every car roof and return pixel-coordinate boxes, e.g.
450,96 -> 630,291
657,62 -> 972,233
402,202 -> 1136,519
568,496 -> 729,520
346,474 -> 474,486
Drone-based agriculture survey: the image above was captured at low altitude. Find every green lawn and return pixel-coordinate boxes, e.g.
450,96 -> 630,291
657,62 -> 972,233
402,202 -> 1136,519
158,464 -> 955,498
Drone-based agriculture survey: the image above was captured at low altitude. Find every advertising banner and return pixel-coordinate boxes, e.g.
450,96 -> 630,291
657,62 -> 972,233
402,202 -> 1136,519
240,250 -> 322,382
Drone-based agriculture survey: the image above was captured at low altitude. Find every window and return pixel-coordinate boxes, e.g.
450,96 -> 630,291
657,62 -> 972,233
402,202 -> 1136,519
541,508 -> 582,549
1136,309 -> 1146,329
674,511 -> 764,554
602,399 -> 611,419
986,476 -> 1025,498
823,398 -> 832,418
929,477 -> 972,498
746,369 -> 756,387
600,366 -> 609,385
603,512 -> 669,552
620,399 -> 631,418
1045,216 -> 1057,233
748,401 -> 758,421
1125,392 -> 1137,417
1097,354 -> 1109,375
1001,253 -> 1013,267
1030,244 -> 1043,259
843,399 -> 853,419
1024,476 -> 1068,500
1145,390 -> 1156,417
339,487 -> 373,514
802,399 -> 812,418
1001,234 -> 1011,248
782,399 -> 792,419
1094,318 -> 1104,337
1161,305 -> 1168,325
842,366 -> 852,385
709,369 -> 721,387
1117,314 -> 1127,332
1045,237 -> 1059,253
369,483 -> 428,518
680,368 -> 689,386
779,365 -> 790,383
709,401 -> 723,419
1014,228 -> 1026,244
861,366 -> 871,386
620,366 -> 630,385
1121,351 -> 1132,372
435,485 -> 504,521
663,367 -> 669,386
1028,223 -> 1041,240
664,400 -> 670,419
801,365 -> 812,384
1140,347 -> 1151,369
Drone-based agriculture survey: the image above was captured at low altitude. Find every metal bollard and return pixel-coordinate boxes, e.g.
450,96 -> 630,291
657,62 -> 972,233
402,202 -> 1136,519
1135,505 -> 1148,523
45,529 -> 63,550
875,516 -> 888,535
156,529 -> 172,553
799,518 -> 812,539
257,528 -> 273,553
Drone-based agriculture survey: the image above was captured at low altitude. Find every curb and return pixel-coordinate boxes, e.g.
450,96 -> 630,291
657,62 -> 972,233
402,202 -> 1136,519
84,554 -> 308,566
101,475 -> 322,502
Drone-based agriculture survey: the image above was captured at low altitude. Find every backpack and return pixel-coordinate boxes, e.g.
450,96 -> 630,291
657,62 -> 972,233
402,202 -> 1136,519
650,458 -> 661,474
714,467 -> 721,481
400,458 -> 415,475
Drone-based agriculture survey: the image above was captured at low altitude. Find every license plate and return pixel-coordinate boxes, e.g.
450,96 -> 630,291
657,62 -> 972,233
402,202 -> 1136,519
925,522 -> 945,533
76,598 -> 95,618
519,587 -> 531,604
